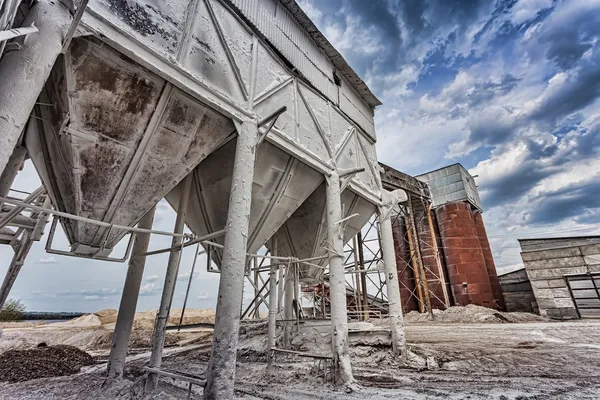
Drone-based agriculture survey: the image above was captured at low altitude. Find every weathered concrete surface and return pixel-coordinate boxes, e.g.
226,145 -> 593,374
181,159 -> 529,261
204,121 -> 257,400
520,236 -> 600,319
378,190 -> 407,356
325,171 -> 355,387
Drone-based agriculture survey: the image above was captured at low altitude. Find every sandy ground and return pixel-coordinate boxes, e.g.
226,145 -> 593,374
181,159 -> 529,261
1,315 -> 599,399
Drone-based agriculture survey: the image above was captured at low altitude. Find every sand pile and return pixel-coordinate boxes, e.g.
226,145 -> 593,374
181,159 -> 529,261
0,345 -> 94,383
405,304 -> 548,324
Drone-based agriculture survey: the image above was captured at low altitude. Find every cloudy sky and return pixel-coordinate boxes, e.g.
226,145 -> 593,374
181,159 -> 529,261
3,0 -> 600,312
299,0 -> 600,270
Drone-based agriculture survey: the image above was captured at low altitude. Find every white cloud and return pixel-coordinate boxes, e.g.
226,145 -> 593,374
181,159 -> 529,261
510,0 -> 553,25
140,283 -> 159,296
177,270 -> 199,282
38,256 -> 58,264
84,295 -> 103,301
197,291 -> 210,300
144,275 -> 159,283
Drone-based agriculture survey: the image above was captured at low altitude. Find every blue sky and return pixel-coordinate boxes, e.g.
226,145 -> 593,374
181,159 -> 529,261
300,0 -> 600,268
2,0 -> 600,312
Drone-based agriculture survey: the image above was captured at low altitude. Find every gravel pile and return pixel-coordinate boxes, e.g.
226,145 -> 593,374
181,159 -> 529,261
0,345 -> 94,383
405,304 -> 548,324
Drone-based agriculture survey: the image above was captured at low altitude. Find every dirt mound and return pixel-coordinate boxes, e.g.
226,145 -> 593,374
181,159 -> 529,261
0,345 -> 94,383
94,309 -> 117,325
51,314 -> 102,328
405,304 -> 548,324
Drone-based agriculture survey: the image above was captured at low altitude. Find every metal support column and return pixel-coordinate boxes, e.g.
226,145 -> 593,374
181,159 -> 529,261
357,231 -> 369,319
204,120 -> 257,400
0,231 -> 33,309
326,171 -> 355,387
107,206 -> 156,379
145,175 -> 193,393
283,262 -> 294,347
0,0 -> 71,175
267,235 -> 278,371
379,208 -> 406,356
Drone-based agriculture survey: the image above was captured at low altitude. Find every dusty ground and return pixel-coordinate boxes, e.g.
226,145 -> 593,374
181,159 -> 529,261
0,313 -> 599,399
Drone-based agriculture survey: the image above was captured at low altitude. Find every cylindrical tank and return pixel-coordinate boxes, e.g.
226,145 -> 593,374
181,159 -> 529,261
435,202 -> 496,308
472,210 -> 506,310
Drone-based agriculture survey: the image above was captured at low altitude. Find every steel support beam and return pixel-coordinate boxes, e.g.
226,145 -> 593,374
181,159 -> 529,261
204,120 -> 257,400
379,206 -> 406,356
267,235 -> 278,371
0,231 -> 33,309
107,206 -> 156,379
326,171 -> 355,387
0,0 -> 71,176
145,175 -> 193,393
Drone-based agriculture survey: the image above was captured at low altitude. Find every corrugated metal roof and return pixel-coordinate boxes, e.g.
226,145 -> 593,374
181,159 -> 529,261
278,0 -> 382,108
227,0 -> 381,109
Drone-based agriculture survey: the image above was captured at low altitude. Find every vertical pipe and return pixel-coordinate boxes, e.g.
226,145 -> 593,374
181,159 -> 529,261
145,175 -> 193,392
283,262 -> 294,347
277,261 -> 284,314
253,259 -> 260,319
267,235 -> 278,371
325,171 -> 355,387
0,0 -> 71,176
294,263 -> 300,331
379,212 -> 406,356
107,207 -> 156,379
178,244 -> 201,331
351,237 -> 362,320
357,231 -> 369,319
204,121 -> 257,400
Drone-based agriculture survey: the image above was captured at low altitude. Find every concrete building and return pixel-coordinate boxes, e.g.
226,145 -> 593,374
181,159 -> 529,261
498,268 -> 537,313
519,236 -> 600,319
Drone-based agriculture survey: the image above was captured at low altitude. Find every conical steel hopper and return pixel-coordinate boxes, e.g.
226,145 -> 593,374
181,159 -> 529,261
25,37 -> 236,256
165,138 -> 324,263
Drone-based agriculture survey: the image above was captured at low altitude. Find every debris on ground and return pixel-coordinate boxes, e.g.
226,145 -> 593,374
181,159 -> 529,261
404,304 -> 548,324
0,345 -> 94,383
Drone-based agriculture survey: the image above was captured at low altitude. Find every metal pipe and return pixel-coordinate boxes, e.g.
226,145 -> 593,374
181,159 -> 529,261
267,235 -> 278,371
0,196 -> 194,239
379,208 -> 406,356
0,0 -> 71,176
283,261 -> 294,347
146,175 -> 193,393
60,0 -> 89,53
178,244 -> 201,331
357,231 -> 369,320
0,24 -> 39,42
107,206 -> 156,379
0,187 -> 44,229
44,216 -> 136,263
137,229 -> 226,258
204,120 -> 257,400
325,171 -> 355,387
